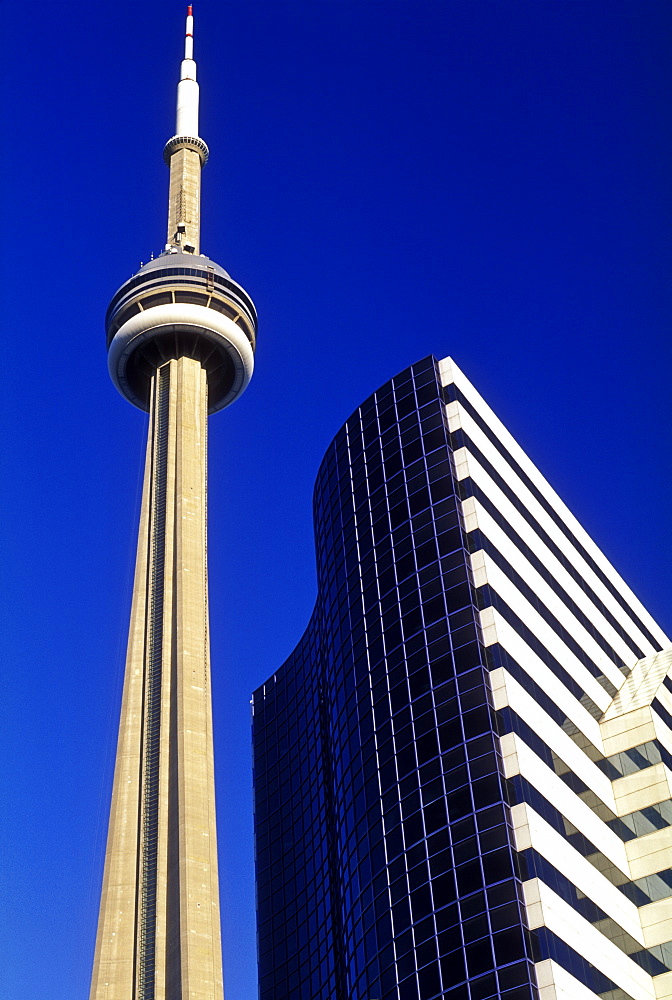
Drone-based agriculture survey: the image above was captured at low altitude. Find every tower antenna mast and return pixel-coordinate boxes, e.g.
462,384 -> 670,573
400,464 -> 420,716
163,3 -> 210,255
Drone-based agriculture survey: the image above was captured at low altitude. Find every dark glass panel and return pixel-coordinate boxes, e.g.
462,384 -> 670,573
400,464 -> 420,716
487,880 -> 519,907
469,972 -> 498,999
434,902 -> 458,933
423,797 -> 447,835
440,950 -> 467,990
398,975 -> 419,1000
462,914 -> 490,943
456,859 -> 482,896
459,890 -> 485,919
497,961 -> 530,990
502,987 -> 535,1000
492,926 -> 525,965
447,786 -> 472,821
471,773 -> 502,809
465,937 -> 494,975
430,870 -> 456,908
418,962 -> 441,997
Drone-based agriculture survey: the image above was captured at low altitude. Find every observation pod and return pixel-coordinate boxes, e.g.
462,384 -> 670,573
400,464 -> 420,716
106,251 -> 257,414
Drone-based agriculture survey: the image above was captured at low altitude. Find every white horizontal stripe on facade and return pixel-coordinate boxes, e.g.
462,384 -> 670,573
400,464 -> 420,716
613,763 -> 672,817
603,649 -> 672,720
439,355 -> 669,651
600,706 -> 659,758
453,438 -> 662,667
522,879 -> 654,1000
448,420 -> 663,660
454,434 -> 653,662
656,684 -> 672,720
653,717 -> 672,758
653,972 -> 672,1000
501,735 -> 629,871
489,666 -> 616,809
485,626 -> 604,751
450,438 -> 658,664
509,802 -> 643,943
624,825 -> 672,883
534,959 -> 606,1000
639,898 -> 672,948
464,508 -> 631,686
470,551 -> 613,710
461,493 -> 640,669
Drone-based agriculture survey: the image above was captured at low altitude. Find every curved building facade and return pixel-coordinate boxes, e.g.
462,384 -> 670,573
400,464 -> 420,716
252,355 -> 671,1000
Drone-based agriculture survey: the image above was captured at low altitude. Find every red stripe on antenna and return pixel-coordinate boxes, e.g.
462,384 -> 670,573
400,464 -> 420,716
187,6 -> 193,16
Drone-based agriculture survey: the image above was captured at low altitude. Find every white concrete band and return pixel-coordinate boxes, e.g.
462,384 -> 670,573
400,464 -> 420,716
108,302 -> 254,412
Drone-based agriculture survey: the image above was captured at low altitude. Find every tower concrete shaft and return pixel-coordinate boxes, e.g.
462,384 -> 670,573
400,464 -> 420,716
167,144 -> 203,254
90,356 -> 224,1000
94,7 -> 255,995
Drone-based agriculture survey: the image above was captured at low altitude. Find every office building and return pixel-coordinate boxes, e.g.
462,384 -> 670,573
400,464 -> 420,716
90,9 -> 256,998
252,355 -> 671,1000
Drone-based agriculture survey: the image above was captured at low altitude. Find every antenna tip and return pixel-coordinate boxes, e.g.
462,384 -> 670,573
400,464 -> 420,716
187,5 -> 193,14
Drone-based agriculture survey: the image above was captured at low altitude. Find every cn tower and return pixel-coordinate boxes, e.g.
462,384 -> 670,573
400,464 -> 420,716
90,8 -> 256,999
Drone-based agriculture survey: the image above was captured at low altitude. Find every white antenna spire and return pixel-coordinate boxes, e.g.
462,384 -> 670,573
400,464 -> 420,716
185,5 -> 194,60
176,5 -> 199,137
163,5 -> 209,254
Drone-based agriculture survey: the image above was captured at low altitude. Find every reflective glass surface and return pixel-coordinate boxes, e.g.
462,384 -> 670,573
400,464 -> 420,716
253,357 -> 537,1000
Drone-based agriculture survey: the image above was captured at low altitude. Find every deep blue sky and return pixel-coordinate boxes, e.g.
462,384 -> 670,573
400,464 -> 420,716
1,1 -> 670,997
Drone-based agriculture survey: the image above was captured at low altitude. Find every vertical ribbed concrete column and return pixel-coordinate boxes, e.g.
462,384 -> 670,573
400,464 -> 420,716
90,356 -> 224,1000
89,411 -> 154,999
167,147 -> 202,254
169,356 -> 223,1000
